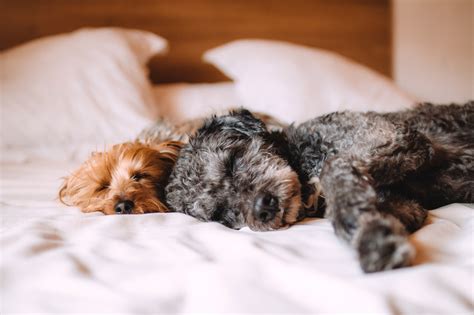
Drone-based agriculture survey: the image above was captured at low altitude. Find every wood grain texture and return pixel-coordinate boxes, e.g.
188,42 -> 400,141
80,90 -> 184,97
0,0 -> 392,83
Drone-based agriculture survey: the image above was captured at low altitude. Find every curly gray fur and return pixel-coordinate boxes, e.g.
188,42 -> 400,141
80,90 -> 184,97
165,110 -> 300,231
165,102 -> 474,272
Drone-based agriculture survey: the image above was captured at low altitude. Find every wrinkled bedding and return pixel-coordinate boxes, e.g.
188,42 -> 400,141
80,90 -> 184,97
1,160 -> 473,314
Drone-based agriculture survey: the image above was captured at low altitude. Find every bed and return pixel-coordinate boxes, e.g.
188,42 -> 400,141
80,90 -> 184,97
1,2 -> 473,314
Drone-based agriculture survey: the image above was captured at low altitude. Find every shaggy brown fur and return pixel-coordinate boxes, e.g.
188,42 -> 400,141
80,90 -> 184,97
59,141 -> 182,215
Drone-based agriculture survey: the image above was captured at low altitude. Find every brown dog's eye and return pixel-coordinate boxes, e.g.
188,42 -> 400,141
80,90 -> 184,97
96,183 -> 109,192
131,173 -> 148,181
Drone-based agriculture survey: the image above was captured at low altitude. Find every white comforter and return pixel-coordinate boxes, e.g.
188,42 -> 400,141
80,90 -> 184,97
1,160 -> 473,314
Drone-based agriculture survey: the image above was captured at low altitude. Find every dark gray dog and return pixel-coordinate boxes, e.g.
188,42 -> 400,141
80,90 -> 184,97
165,102 -> 473,272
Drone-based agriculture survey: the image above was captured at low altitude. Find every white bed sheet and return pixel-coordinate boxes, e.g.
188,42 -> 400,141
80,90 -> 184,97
1,160 -> 473,314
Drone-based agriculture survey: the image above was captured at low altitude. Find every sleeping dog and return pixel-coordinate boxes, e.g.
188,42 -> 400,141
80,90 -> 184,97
165,102 -> 473,272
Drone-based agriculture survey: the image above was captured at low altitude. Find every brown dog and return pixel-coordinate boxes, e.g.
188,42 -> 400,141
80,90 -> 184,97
59,141 -> 182,214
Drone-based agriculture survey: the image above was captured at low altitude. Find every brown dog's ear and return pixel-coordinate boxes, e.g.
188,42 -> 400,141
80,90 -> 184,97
148,141 -> 184,163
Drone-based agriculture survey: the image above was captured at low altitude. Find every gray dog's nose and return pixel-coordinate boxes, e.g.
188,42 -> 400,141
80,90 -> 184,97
254,193 -> 279,222
114,200 -> 134,214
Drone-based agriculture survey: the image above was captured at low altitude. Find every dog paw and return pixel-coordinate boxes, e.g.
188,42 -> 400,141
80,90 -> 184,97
357,223 -> 415,273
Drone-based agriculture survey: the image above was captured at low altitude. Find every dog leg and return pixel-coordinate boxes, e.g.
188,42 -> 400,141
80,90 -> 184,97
320,156 -> 415,272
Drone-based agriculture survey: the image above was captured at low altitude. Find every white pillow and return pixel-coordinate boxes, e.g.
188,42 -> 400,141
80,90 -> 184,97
204,40 -> 417,123
0,27 -> 167,161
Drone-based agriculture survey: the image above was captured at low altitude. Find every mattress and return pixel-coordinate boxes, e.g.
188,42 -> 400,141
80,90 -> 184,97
1,158 -> 473,314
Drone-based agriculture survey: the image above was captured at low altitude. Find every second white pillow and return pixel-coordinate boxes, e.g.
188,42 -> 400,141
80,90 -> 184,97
204,39 -> 416,123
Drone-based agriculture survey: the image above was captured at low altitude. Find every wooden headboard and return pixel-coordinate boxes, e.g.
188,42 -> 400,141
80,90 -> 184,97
0,0 -> 392,83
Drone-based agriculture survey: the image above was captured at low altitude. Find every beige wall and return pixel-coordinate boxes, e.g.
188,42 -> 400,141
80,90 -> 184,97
393,0 -> 473,103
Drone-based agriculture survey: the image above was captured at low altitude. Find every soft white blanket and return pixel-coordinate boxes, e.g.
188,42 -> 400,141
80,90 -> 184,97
1,160 -> 473,314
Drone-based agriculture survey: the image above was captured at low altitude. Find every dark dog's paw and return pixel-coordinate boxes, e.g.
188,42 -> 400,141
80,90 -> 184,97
357,223 -> 415,273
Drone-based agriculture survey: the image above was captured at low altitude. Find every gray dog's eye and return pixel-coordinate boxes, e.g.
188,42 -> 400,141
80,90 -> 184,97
210,206 -> 225,221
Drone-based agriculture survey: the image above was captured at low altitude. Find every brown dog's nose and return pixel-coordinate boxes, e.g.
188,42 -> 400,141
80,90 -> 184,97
114,200 -> 134,214
253,193 -> 279,222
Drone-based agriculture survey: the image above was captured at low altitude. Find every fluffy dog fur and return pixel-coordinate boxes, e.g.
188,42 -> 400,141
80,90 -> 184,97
59,141 -> 182,214
165,102 -> 473,272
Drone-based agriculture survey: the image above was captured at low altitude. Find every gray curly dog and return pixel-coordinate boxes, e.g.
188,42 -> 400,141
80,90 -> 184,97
165,102 -> 474,272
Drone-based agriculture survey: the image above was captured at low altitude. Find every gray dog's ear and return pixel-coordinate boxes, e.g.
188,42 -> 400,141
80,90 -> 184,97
195,108 -> 267,141
226,109 -> 268,136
